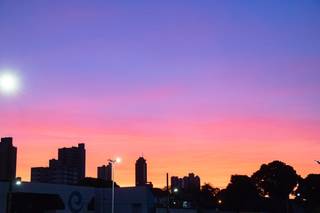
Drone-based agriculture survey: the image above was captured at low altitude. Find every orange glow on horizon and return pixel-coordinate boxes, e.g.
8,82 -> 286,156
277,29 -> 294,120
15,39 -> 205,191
2,115 -> 319,189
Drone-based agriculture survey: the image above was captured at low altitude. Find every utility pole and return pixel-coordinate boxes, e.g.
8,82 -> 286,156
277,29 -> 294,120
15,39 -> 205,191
167,173 -> 169,213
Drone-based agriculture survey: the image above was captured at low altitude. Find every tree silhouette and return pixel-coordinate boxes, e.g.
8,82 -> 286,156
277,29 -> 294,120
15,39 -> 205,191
295,174 -> 320,212
251,161 -> 298,212
221,175 -> 262,211
197,183 -> 220,208
201,183 -> 220,197
252,161 -> 298,199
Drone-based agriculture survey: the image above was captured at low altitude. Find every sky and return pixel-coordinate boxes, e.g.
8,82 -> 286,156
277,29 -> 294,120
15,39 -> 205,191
0,0 -> 320,188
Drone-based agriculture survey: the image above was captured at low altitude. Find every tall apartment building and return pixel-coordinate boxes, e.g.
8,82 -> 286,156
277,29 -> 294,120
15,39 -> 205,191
171,173 -> 201,192
58,143 -> 86,180
135,157 -> 147,186
0,137 -> 17,180
97,162 -> 112,181
31,143 -> 85,185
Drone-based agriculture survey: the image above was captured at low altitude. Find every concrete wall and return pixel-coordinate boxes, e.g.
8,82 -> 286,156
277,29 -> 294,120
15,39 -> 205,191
3,181 -> 95,213
96,186 -> 155,213
0,181 -> 155,213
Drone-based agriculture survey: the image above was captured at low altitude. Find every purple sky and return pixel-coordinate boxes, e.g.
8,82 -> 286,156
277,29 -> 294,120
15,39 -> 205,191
0,0 -> 320,187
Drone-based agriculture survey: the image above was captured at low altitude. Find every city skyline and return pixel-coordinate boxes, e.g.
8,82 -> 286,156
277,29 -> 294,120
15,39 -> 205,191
0,136 -> 319,212
0,137 -> 201,190
0,1 -> 320,188
1,136 -> 319,189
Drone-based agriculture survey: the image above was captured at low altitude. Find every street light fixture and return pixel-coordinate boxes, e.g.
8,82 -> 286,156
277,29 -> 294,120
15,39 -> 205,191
15,179 -> 22,186
115,157 -> 122,164
108,157 -> 121,213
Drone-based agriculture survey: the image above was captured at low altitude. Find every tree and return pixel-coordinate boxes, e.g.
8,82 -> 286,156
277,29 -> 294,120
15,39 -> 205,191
295,174 -> 320,212
201,183 -> 220,197
252,161 -> 298,199
197,183 -> 220,208
221,175 -> 262,211
251,161 -> 299,212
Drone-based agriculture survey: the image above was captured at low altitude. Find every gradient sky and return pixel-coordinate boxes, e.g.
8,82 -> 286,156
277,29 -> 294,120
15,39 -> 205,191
0,0 -> 320,188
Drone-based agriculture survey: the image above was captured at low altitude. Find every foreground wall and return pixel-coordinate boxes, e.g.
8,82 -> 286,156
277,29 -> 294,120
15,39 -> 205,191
0,181 -> 95,213
0,181 -> 155,213
97,186 -> 155,213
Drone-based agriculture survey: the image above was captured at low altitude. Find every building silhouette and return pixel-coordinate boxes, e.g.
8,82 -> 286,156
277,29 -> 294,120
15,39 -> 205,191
135,156 -> 147,186
0,137 -> 17,180
171,176 -> 183,191
97,162 -> 112,181
58,143 -> 86,180
171,173 -> 201,192
31,143 -> 85,185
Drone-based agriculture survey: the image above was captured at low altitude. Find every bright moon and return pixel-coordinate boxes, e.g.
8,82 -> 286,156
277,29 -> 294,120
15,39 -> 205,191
0,71 -> 20,95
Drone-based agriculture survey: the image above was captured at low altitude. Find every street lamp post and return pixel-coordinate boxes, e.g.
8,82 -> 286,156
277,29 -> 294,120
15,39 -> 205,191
6,180 -> 12,213
6,177 -> 22,213
108,158 -> 121,213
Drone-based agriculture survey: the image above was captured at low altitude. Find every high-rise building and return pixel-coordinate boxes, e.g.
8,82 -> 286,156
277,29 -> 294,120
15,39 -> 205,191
31,166 -> 78,185
183,173 -> 200,191
0,137 -> 17,180
97,163 -> 112,181
171,173 -> 201,192
30,167 -> 50,183
58,143 -> 86,180
135,157 -> 147,186
31,143 -> 86,185
171,176 -> 183,191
